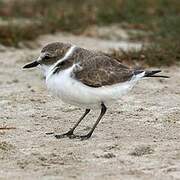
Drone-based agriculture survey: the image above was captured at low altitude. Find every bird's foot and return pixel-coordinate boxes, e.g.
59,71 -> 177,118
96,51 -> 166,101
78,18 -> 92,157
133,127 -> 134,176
45,132 -> 54,135
54,130 -> 74,139
69,133 -> 92,140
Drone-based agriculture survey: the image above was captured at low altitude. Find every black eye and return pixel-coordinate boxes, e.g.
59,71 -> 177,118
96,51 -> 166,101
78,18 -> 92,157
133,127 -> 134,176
44,55 -> 50,59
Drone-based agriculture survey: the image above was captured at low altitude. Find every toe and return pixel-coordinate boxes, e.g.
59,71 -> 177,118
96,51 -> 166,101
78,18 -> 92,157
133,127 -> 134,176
80,135 -> 91,140
54,134 -> 67,139
46,132 -> 54,135
68,134 -> 91,140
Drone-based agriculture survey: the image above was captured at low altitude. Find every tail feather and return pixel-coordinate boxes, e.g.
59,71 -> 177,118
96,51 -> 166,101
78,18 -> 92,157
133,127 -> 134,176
134,70 -> 169,78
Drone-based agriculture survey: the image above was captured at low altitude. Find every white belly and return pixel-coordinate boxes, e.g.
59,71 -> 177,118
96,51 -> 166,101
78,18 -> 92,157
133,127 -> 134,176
46,67 -> 144,109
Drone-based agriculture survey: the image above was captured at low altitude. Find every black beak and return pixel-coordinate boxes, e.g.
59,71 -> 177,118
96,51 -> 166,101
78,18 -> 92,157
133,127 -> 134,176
23,61 -> 39,69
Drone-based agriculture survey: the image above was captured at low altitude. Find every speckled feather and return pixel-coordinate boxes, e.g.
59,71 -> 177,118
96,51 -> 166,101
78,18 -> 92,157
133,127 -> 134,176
49,44 -> 134,87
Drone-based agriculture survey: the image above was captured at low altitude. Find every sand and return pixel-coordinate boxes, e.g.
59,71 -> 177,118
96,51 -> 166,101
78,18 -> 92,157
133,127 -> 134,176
0,33 -> 180,180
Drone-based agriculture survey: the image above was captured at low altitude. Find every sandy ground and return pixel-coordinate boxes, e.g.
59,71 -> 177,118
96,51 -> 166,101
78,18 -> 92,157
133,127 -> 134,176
0,33 -> 180,180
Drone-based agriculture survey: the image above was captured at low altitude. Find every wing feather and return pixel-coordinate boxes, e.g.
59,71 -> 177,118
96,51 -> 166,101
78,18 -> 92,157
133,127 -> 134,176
73,55 -> 133,87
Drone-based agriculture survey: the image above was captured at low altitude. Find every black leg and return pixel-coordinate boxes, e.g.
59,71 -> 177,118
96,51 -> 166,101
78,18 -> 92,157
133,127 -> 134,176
55,109 -> 90,139
70,103 -> 107,140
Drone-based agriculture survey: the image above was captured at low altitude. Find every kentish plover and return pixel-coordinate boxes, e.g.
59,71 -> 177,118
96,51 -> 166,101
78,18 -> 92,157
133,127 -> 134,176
23,42 -> 168,140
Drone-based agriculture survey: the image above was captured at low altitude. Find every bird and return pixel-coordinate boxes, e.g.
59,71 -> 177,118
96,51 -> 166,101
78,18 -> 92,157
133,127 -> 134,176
23,42 -> 169,140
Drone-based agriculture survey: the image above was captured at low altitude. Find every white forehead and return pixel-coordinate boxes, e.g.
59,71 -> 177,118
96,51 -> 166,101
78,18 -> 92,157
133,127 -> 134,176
37,52 -> 46,60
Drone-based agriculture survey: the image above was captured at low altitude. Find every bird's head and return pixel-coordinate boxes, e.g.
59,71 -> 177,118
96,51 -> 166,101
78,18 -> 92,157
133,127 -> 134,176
23,42 -> 71,69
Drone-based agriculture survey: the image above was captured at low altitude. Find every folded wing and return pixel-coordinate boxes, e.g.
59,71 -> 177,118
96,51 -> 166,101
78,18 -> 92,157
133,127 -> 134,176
73,55 -> 134,87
